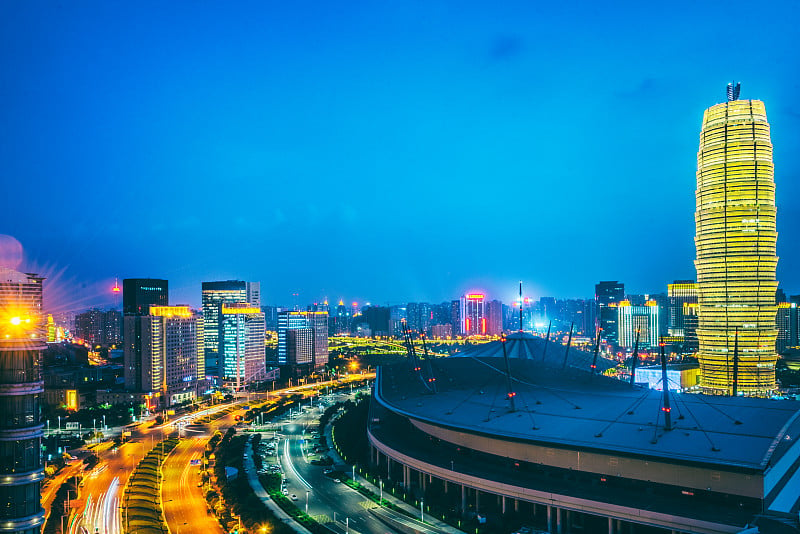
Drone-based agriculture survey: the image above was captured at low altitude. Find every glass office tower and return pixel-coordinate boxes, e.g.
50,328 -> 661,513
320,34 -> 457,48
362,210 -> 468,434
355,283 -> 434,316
695,88 -> 778,395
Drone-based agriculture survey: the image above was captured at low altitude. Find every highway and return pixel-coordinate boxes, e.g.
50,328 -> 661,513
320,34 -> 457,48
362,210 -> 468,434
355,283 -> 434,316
49,377 -> 373,534
272,392 -> 444,534
161,436 -> 222,534
64,401 -> 237,534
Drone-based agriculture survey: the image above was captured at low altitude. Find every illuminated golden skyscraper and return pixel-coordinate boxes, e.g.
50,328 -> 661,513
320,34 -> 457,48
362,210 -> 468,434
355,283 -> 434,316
695,85 -> 778,395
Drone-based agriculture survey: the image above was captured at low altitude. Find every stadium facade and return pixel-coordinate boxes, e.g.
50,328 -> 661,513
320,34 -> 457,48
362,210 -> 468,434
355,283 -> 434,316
368,336 -> 800,534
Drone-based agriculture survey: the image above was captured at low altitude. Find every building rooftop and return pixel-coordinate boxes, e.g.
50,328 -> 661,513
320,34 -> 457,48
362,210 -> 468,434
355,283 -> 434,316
376,355 -> 800,472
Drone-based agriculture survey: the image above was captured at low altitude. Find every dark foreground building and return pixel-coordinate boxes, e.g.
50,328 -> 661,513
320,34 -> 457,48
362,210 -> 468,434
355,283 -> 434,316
0,268 -> 46,533
369,334 -> 800,534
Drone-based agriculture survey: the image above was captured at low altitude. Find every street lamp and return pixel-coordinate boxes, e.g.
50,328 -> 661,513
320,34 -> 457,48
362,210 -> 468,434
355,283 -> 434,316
306,490 -> 309,514
379,478 -> 383,503
420,498 -> 424,522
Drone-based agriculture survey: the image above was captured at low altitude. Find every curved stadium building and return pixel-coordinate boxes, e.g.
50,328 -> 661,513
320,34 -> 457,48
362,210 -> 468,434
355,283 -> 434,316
368,333 -> 800,534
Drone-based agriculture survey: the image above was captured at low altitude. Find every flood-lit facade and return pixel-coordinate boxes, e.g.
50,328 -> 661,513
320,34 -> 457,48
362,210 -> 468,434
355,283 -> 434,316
695,94 -> 778,395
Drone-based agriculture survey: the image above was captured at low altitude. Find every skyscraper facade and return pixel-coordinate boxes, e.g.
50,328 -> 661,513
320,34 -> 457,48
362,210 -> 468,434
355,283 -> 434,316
776,302 -> 799,354
695,90 -> 778,395
277,311 -> 328,370
219,303 -> 265,383
487,299 -> 504,336
617,300 -> 659,349
667,281 -> 699,352
201,280 -> 259,377
0,267 -> 46,533
122,278 -> 168,316
75,308 -> 122,347
123,278 -> 169,396
124,305 -> 203,406
595,281 -> 624,346
460,293 -> 487,336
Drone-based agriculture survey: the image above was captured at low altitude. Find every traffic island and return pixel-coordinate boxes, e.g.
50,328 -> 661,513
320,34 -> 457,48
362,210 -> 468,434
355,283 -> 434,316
122,437 -> 180,534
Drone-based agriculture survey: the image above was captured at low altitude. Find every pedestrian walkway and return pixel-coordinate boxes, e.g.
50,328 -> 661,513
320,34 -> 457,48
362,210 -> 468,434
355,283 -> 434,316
242,437 -> 314,534
324,418 -> 464,534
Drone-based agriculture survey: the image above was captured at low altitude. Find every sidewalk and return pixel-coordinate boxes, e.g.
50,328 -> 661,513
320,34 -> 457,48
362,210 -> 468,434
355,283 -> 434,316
324,417 -> 464,534
242,438 -> 314,534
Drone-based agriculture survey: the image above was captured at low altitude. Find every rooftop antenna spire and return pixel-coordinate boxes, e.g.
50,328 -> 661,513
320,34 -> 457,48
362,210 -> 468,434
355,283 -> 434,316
420,330 -> 438,393
501,333 -> 516,411
732,328 -> 739,397
541,320 -> 551,361
562,322 -> 574,370
518,281 -> 524,332
660,338 -> 672,431
629,329 -> 641,386
589,327 -> 602,379
727,81 -> 741,101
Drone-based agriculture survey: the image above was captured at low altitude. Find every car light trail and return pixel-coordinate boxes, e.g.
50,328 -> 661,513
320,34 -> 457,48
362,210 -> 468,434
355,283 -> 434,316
283,438 -> 312,490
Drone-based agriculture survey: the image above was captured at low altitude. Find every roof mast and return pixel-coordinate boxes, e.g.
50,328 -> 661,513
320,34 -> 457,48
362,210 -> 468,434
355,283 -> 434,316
629,329 -> 641,386
660,338 -> 672,431
562,322 -> 574,370
501,333 -> 516,412
541,320 -> 551,361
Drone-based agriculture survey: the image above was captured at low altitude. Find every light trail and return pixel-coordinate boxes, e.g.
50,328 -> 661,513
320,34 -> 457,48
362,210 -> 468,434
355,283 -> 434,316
71,477 -> 121,534
283,438 -> 312,490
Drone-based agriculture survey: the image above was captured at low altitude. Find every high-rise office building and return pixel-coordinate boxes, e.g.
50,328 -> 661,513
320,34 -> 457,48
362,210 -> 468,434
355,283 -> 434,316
123,279 -> 169,399
667,281 -> 699,351
450,300 -> 461,336
75,308 -> 122,347
487,299 -> 504,336
277,311 -> 328,370
595,281 -> 624,346
201,280 -> 259,377
219,303 -> 265,384
617,300 -> 659,349
695,87 -> 778,395
460,293 -> 487,336
306,311 -> 329,368
124,305 -> 203,406
0,267 -> 46,533
287,327 -> 314,368
122,278 -> 168,316
776,303 -> 799,354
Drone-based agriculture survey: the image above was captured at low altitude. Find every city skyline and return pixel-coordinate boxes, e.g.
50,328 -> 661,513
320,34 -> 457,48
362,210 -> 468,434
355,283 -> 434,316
2,2 -> 800,309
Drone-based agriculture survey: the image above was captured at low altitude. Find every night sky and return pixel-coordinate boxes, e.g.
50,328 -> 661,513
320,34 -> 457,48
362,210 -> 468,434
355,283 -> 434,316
2,1 -> 799,310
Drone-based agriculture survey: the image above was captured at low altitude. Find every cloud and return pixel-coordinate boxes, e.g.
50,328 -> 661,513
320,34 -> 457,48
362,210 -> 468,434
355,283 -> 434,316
489,35 -> 524,61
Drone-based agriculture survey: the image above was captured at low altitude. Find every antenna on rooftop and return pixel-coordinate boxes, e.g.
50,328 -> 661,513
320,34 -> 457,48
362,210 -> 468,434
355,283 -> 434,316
589,327 -> 602,380
732,328 -> 739,397
660,338 -> 673,431
541,320 -> 551,361
401,319 -> 419,372
629,329 -> 641,386
727,81 -> 741,101
420,330 -> 438,394
562,322 -> 574,370
501,333 -> 516,412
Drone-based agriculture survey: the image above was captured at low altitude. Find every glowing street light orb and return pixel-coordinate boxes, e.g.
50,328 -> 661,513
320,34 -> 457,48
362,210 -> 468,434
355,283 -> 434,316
9,317 -> 22,326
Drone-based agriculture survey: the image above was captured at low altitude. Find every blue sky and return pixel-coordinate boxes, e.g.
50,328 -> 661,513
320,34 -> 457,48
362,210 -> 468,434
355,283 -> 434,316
2,1 -> 799,309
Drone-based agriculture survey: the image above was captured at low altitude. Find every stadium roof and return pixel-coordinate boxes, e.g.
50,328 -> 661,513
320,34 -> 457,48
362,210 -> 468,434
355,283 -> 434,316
451,331 -> 616,373
375,356 -> 800,471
